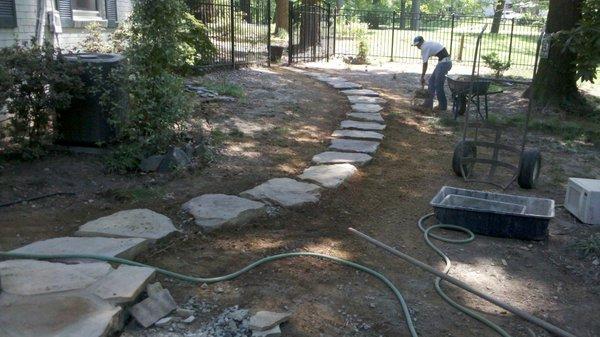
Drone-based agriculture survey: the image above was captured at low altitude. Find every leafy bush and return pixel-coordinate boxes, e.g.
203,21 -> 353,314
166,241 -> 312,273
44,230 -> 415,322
482,52 -> 511,78
74,22 -> 113,53
0,41 -> 82,159
355,39 -> 369,64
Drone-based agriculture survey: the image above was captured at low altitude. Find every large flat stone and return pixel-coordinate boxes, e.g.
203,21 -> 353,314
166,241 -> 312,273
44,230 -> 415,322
240,178 -> 321,207
312,152 -> 373,166
182,194 -> 266,232
75,209 -> 177,242
331,129 -> 384,140
352,103 -> 383,113
347,112 -> 384,123
90,265 -> 155,304
329,139 -> 380,154
340,89 -> 379,96
331,82 -> 362,90
298,164 -> 358,188
0,292 -> 122,337
10,237 -> 149,262
0,260 -> 112,296
340,120 -> 386,131
347,96 -> 386,104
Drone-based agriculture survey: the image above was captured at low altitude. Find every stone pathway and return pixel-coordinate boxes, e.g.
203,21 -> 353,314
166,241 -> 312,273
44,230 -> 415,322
0,69 -> 388,337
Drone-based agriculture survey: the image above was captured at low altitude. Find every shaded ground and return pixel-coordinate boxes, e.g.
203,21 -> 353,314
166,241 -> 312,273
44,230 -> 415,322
1,62 -> 599,337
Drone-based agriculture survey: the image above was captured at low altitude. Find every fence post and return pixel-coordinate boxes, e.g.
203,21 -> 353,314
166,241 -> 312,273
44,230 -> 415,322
288,1 -> 293,65
267,0 -> 271,66
508,18 -> 515,64
230,0 -> 235,68
458,34 -> 464,61
332,6 -> 337,56
390,11 -> 396,62
326,3 -> 331,62
449,13 -> 455,56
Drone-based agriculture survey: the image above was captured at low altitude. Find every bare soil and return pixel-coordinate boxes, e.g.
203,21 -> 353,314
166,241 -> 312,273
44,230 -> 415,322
1,62 -> 599,337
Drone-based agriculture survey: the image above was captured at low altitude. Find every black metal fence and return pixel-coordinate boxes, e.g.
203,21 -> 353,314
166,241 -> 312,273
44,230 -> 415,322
187,0 -> 271,67
186,0 -> 544,69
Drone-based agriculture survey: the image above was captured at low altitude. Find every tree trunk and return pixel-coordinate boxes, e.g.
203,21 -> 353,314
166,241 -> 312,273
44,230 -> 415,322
532,0 -> 582,105
490,0 -> 505,34
275,0 -> 289,33
409,0 -> 420,30
368,0 -> 380,29
399,0 -> 406,29
240,0 -> 252,23
299,0 -> 320,50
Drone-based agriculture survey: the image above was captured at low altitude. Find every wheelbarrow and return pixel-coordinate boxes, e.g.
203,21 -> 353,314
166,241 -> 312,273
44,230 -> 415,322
452,25 -> 544,190
447,76 -> 501,120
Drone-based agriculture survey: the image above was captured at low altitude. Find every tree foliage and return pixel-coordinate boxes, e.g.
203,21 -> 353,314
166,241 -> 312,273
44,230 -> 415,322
560,0 -> 599,83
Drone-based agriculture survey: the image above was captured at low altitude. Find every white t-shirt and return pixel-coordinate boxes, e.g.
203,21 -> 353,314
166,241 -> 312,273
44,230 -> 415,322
420,41 -> 445,63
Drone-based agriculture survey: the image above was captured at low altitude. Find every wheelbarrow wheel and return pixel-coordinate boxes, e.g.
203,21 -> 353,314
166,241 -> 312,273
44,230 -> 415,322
452,140 -> 477,177
518,148 -> 541,189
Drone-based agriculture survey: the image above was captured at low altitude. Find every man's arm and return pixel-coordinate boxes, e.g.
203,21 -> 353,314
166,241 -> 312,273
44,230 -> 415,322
421,62 -> 428,86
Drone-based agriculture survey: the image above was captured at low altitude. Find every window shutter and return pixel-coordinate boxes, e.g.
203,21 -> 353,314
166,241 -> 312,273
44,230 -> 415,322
106,0 -> 117,28
0,0 -> 17,28
58,0 -> 73,27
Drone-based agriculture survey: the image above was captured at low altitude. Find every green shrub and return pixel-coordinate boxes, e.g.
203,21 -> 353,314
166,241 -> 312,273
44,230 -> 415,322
0,41 -> 82,159
355,39 -> 369,64
482,52 -> 511,78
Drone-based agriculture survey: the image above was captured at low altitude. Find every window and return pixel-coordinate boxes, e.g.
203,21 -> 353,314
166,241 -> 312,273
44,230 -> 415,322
0,0 -> 17,28
73,0 -> 97,11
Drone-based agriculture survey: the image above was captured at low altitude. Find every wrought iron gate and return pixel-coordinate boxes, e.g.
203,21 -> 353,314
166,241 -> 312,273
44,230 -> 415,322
288,1 -> 333,64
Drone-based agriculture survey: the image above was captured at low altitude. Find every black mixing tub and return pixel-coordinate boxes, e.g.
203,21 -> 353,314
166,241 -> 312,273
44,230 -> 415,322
430,186 -> 554,240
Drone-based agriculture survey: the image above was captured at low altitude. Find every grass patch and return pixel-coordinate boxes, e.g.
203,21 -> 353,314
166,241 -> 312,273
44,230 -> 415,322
572,233 -> 600,258
198,80 -> 245,98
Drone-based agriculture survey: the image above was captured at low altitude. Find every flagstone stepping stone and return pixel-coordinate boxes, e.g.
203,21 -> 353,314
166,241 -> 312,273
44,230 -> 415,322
340,120 -> 386,131
312,151 -> 373,166
0,260 -> 112,296
10,237 -> 149,262
240,178 -> 321,207
330,139 -> 380,154
331,82 -> 362,90
182,194 -> 267,232
253,325 -> 282,337
321,77 -> 346,83
331,129 -> 384,140
347,112 -> 384,123
298,164 -> 357,188
90,265 -> 155,304
347,96 -> 386,104
341,89 -> 380,96
0,292 -> 122,337
352,103 -> 383,113
75,209 -> 177,243
249,311 -> 291,331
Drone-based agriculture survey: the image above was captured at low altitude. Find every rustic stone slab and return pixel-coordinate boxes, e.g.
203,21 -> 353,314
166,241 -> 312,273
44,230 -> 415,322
75,209 -> 177,242
249,311 -> 291,331
329,139 -> 380,154
10,237 -> 149,262
340,120 -> 386,131
347,96 -> 386,104
298,164 -> 358,188
340,89 -> 379,96
331,82 -> 362,90
331,129 -> 384,140
90,265 -> 155,304
311,151 -> 373,166
240,178 -> 321,207
352,103 -> 383,113
129,288 -> 177,328
0,292 -> 122,337
347,112 -> 384,123
182,194 -> 266,232
0,260 -> 112,296
253,325 -> 282,337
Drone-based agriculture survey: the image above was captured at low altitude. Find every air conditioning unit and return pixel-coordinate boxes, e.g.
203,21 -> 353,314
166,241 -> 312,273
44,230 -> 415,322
564,178 -> 600,225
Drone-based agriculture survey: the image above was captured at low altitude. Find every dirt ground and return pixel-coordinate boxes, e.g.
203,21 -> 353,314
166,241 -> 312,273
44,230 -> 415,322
1,62 -> 599,337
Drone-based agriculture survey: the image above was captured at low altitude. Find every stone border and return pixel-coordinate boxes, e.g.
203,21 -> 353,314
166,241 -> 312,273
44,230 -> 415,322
1,69 -> 388,337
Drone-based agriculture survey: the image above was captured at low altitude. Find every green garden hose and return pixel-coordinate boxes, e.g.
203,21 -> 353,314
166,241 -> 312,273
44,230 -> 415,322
418,213 -> 511,337
0,250 -> 418,337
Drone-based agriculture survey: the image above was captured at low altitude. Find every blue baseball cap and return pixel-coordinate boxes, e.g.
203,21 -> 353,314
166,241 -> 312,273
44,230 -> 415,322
412,36 -> 424,46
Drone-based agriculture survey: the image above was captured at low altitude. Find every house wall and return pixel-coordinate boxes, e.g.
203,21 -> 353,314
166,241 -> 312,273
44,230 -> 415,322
0,0 -> 133,50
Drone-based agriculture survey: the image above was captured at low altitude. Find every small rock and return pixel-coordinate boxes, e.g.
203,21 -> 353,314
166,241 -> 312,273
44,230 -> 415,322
174,307 -> 195,319
248,311 -> 291,331
157,147 -> 191,173
155,316 -> 175,327
129,288 -> 178,328
229,309 -> 250,321
182,315 -> 196,323
252,325 -> 282,337
139,155 -> 164,172
501,259 -> 508,266
593,259 -> 599,266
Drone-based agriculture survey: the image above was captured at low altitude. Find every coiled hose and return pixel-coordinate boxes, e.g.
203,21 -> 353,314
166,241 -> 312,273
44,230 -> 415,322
0,215 -> 516,337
